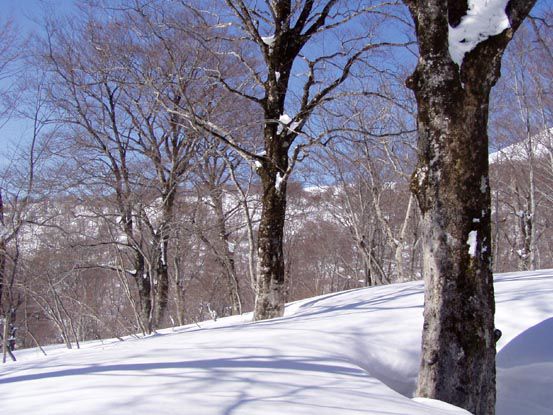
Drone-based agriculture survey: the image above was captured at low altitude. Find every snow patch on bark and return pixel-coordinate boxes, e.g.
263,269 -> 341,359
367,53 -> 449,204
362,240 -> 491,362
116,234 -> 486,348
275,172 -> 284,193
448,0 -> 510,66
261,35 -> 275,47
227,241 -> 235,253
279,113 -> 292,124
467,230 -> 478,257
277,113 -> 292,134
277,113 -> 300,135
480,175 -> 488,194
415,166 -> 428,188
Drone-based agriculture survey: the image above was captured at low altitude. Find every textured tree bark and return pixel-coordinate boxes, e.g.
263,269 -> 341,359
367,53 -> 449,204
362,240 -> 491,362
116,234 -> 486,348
411,71 -> 497,414
248,1 -> 296,321
404,1 -> 536,413
154,237 -> 169,327
153,192 -> 175,328
133,252 -> 153,334
253,161 -> 288,320
0,190 -> 5,324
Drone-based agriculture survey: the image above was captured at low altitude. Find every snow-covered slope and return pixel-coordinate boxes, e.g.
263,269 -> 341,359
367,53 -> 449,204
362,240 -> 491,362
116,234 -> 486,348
2,270 -> 553,415
489,127 -> 553,164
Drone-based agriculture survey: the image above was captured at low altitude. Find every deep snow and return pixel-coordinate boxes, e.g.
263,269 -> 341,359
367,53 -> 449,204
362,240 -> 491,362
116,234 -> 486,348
2,270 -> 553,415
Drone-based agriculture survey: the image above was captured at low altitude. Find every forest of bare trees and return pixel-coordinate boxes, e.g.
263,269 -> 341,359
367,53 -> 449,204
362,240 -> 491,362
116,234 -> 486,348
0,1 -> 550,413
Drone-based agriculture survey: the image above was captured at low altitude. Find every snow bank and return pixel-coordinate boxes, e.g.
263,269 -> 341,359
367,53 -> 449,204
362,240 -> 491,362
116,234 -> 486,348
496,317 -> 553,415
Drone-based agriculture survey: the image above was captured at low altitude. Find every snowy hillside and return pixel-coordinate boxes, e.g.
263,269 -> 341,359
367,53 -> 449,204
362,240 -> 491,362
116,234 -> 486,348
489,127 -> 553,164
2,270 -> 553,415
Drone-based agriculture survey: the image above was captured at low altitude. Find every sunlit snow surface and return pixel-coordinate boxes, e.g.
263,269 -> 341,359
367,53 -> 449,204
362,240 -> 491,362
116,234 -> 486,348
2,270 -> 553,414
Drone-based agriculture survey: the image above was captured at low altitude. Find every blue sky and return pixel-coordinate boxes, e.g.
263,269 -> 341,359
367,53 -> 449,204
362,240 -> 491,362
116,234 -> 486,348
0,0 -> 78,163
0,0 -> 75,26
0,0 -> 548,165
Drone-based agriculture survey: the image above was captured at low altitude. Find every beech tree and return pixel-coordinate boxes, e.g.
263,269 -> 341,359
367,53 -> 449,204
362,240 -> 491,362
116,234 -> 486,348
194,144 -> 244,315
0,83 -> 53,360
155,0 -> 408,320
41,7 -> 208,332
403,0 -> 536,413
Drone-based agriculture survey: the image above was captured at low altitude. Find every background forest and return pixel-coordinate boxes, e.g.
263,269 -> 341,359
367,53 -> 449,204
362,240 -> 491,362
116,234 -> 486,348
0,0 -> 551,354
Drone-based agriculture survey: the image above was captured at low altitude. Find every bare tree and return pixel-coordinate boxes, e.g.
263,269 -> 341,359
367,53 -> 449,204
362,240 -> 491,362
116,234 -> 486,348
0,17 -> 20,361
194,144 -> 244,315
40,13 -> 157,333
0,94 -> 51,361
118,46 -> 200,327
135,0 -> 408,320
489,17 -> 553,271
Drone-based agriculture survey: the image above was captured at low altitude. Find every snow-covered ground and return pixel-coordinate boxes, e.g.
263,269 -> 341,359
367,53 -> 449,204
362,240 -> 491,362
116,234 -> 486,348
2,270 -> 552,415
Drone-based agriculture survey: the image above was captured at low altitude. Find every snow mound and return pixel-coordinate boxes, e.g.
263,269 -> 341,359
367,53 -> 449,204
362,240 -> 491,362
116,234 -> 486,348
2,270 -> 553,415
496,317 -> 553,415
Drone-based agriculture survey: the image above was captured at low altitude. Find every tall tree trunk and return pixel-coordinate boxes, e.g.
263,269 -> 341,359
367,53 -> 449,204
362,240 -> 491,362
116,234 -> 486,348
411,99 -> 496,410
0,237 -> 5,356
404,1 -> 536,413
251,41 -> 292,321
253,164 -> 287,321
132,252 -> 152,334
154,237 -> 169,327
172,253 -> 186,327
0,190 -> 11,362
527,132 -> 537,270
154,195 -> 174,328
122,206 -> 153,334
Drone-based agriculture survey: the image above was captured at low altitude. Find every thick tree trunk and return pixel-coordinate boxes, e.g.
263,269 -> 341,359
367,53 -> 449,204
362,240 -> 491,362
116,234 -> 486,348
0,240 -> 5,334
411,77 -> 496,413
218,248 -> 242,316
404,1 -> 536,413
120,205 -> 153,333
253,168 -> 287,321
2,314 -> 14,363
252,52 -> 292,321
516,202 -> 533,271
172,252 -> 187,327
